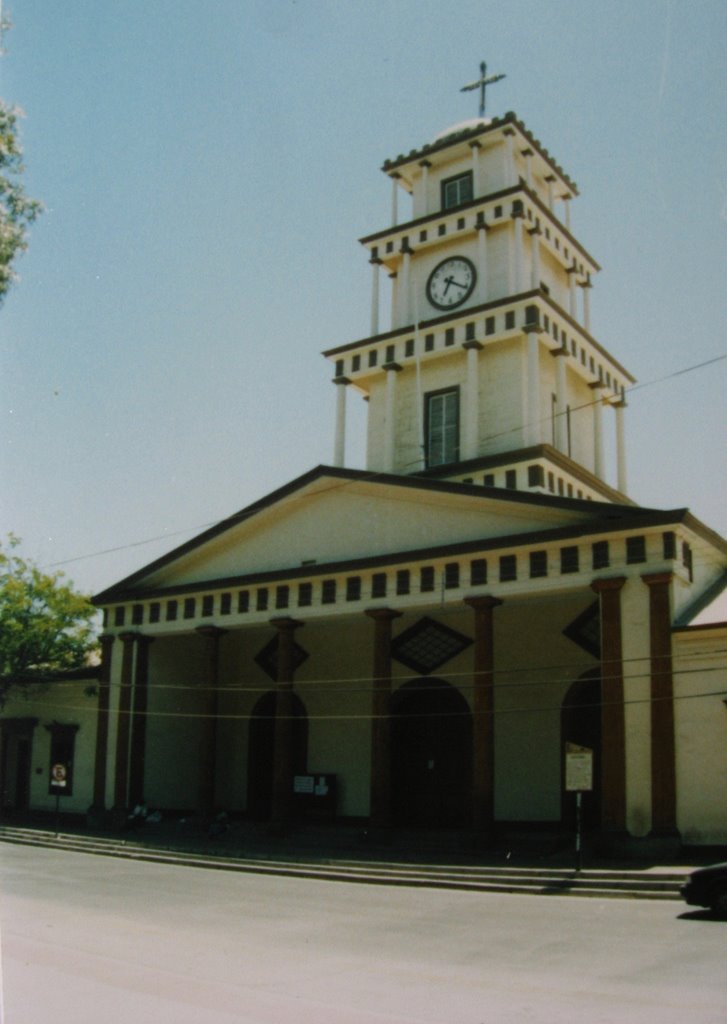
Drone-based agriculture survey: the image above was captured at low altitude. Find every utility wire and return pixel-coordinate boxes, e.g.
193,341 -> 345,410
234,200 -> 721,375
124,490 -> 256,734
41,351 -> 727,573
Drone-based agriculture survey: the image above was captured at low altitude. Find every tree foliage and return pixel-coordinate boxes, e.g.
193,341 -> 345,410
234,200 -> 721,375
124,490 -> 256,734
0,537 -> 98,707
0,100 -> 42,304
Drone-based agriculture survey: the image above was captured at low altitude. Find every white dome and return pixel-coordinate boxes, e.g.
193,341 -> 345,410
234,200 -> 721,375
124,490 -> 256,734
431,118 -> 490,142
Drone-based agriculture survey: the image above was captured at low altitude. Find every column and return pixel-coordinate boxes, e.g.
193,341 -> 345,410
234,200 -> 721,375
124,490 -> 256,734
615,401 -> 627,494
383,365 -> 400,472
568,264 -> 578,318
196,626 -> 227,817
469,141 -> 481,197
128,635 -> 153,807
512,207 -> 524,293
591,383 -> 604,478
418,160 -> 430,213
529,225 -> 541,290
476,217 -> 488,302
522,148 -> 533,189
642,573 -> 679,837
389,272 -> 398,330
333,379 -> 348,468
370,257 -> 381,336
366,608 -> 401,829
581,274 -> 592,334
112,632 -> 137,823
591,578 -> 627,834
554,348 -> 568,453
503,128 -> 516,186
90,634 -> 115,816
390,174 -> 399,226
464,596 -> 502,838
399,245 -> 411,325
270,617 -> 303,828
525,327 -> 541,446
462,340 -> 483,461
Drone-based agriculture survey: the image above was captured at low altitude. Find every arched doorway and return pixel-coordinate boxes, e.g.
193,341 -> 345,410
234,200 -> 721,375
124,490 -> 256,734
391,678 -> 472,828
561,672 -> 602,829
247,690 -> 308,821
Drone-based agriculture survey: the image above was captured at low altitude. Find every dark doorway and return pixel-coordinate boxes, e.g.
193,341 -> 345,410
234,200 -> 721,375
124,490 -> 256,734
391,678 -> 472,828
561,673 -> 602,829
247,690 -> 308,821
0,718 -> 38,817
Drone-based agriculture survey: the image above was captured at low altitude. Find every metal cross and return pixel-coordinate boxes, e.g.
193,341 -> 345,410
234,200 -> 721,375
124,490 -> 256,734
460,61 -> 506,118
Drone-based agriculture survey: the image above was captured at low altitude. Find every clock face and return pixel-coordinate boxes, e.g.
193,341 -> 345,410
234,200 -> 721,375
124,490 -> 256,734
426,256 -> 477,310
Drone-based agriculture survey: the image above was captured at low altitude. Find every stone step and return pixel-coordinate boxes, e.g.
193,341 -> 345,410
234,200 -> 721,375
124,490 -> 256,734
0,827 -> 687,901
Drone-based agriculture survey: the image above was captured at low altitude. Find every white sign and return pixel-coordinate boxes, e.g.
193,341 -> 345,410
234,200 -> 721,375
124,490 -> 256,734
565,743 -> 593,792
293,775 -> 314,794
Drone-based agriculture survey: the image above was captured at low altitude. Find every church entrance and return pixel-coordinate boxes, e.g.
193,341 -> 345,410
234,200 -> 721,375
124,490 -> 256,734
247,691 -> 308,821
561,673 -> 602,829
0,718 -> 38,817
390,678 -> 472,828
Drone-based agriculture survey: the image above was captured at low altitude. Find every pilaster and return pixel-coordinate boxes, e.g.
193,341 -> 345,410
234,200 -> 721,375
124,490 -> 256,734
591,578 -> 627,835
365,608 -> 402,829
464,595 -> 502,840
270,617 -> 304,828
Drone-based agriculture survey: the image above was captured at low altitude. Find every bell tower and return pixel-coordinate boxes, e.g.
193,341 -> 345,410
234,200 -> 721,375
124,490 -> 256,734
325,83 -> 634,504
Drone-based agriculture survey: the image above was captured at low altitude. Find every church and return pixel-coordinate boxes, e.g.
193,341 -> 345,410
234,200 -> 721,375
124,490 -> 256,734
4,83 -> 727,853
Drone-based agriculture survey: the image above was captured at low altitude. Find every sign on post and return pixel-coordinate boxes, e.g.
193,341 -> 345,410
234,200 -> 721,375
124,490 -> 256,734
565,742 -> 593,792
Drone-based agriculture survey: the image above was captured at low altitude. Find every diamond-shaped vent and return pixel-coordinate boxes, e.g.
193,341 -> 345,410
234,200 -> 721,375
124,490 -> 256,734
563,602 -> 601,659
391,616 -> 472,675
255,636 -> 309,682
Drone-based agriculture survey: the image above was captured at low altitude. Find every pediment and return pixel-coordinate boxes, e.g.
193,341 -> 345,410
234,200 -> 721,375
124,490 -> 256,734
95,466 -> 638,600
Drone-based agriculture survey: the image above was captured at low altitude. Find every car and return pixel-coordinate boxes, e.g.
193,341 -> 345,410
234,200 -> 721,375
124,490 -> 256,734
680,862 -> 727,916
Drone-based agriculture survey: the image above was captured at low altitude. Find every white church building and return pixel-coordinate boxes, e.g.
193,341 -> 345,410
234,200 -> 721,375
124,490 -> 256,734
4,100 -> 727,853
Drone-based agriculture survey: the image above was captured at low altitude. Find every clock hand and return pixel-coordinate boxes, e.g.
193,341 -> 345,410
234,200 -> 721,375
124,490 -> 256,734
449,279 -> 468,289
442,275 -> 454,295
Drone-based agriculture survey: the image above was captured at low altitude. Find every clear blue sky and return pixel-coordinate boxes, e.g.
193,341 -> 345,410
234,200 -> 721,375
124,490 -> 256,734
1,0 -> 725,602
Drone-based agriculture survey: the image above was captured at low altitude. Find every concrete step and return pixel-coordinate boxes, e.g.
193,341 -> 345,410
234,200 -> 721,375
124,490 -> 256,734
0,826 -> 688,901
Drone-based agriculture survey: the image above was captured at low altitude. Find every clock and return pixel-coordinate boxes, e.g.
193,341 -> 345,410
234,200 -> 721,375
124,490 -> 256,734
426,256 -> 477,310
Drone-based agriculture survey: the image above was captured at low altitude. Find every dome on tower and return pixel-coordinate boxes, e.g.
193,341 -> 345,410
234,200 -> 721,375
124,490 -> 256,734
431,118 -> 491,142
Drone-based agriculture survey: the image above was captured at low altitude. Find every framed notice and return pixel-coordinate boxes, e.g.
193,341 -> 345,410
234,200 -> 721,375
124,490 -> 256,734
565,742 -> 593,792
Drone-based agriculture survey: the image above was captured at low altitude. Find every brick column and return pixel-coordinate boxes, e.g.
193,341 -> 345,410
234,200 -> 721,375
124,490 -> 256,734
464,596 -> 502,838
270,617 -> 303,828
196,626 -> 227,817
642,573 -> 679,837
112,632 -> 138,823
128,635 -> 153,807
90,634 -> 115,816
365,608 -> 402,829
591,578 -> 627,833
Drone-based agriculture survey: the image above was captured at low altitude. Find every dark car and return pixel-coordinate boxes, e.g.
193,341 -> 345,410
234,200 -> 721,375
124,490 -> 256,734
681,862 -> 727,916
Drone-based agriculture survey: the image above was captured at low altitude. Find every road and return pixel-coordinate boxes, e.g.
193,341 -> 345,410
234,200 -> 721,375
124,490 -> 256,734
0,843 -> 724,1023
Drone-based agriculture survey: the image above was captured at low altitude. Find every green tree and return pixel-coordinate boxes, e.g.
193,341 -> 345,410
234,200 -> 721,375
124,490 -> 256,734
0,537 -> 98,708
0,100 -> 42,304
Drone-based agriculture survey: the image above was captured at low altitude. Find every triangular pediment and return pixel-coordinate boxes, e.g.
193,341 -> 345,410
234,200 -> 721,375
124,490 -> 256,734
93,465 -> 662,602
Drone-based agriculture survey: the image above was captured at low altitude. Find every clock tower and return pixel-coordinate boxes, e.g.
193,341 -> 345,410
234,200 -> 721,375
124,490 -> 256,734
324,105 -> 634,504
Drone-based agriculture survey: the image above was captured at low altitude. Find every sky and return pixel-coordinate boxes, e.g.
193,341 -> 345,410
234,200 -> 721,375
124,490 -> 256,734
1,0 -> 725,610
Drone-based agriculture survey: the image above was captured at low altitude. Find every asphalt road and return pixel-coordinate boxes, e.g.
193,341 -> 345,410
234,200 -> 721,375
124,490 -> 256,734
0,843 -> 724,1024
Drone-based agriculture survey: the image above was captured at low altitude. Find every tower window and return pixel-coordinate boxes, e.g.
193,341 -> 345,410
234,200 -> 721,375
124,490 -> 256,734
420,566 -> 435,592
166,600 -> 178,621
425,388 -> 459,468
560,547 -> 579,574
184,597 -> 196,619
626,536 -> 647,564
256,589 -> 268,612
445,328 -> 455,346
396,570 -> 410,595
202,595 -> 214,617
114,607 -> 126,627
150,602 -> 161,623
470,559 -> 487,585
444,563 -> 460,589
425,333 -> 435,351
663,532 -> 676,560
322,580 -> 337,604
132,604 -> 144,625
530,551 -> 548,578
592,541 -> 610,569
441,171 -> 473,210
505,469 -> 517,489
298,582 -> 313,607
275,585 -> 289,610
405,338 -> 414,357
346,577 -> 362,601
505,311 -> 515,329
371,573 -> 387,598
368,350 -> 378,367
352,354 -> 361,372
220,593 -> 232,615
238,591 -> 250,613
500,555 -> 517,582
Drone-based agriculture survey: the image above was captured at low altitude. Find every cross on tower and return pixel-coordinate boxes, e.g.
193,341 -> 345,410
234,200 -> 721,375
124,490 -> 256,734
460,61 -> 506,118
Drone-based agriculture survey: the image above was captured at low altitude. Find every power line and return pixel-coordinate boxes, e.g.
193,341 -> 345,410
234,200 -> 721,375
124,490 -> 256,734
41,350 -> 727,573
